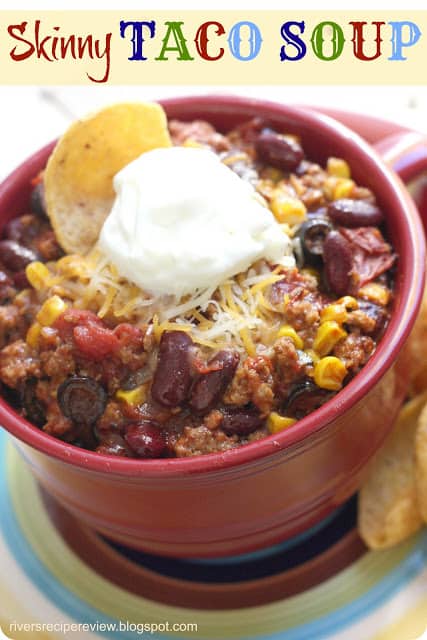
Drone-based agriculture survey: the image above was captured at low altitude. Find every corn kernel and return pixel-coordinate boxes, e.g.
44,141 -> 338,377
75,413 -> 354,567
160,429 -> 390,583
270,194 -> 307,225
336,296 -> 358,311
314,356 -> 347,390
257,179 -> 275,200
25,261 -> 51,290
277,325 -> 304,349
313,321 -> 347,357
183,138 -> 203,148
55,255 -> 87,278
333,178 -> 355,200
267,412 -> 296,434
327,157 -> 351,179
320,303 -> 348,325
36,295 -> 67,326
323,176 -> 339,200
222,152 -> 247,166
116,385 -> 147,406
321,296 -> 358,324
358,282 -> 390,307
26,322 -> 42,348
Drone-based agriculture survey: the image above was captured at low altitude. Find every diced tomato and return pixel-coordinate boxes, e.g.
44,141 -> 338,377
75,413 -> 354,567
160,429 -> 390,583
338,227 -> 396,290
54,309 -> 104,339
113,323 -> 144,347
30,172 -> 44,187
73,324 -> 120,360
340,227 -> 391,255
54,312 -> 145,361
270,268 -> 306,305
352,251 -> 395,289
192,356 -> 223,375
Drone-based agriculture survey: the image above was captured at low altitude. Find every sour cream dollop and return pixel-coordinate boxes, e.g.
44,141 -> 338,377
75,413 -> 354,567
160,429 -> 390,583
99,147 -> 294,298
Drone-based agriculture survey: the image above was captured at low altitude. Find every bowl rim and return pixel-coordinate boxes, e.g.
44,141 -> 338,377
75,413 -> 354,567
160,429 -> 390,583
0,94 -> 425,477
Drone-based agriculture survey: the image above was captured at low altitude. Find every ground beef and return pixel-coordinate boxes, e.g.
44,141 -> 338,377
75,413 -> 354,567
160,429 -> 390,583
203,409 -> 224,430
291,165 -> 328,210
95,401 -> 128,438
32,230 -> 63,261
116,340 -> 148,371
43,402 -> 74,438
223,355 -> 274,414
169,119 -> 231,152
333,332 -> 375,373
273,337 -> 305,395
284,289 -> 324,346
40,343 -> 76,380
174,424 -> 238,457
346,309 -> 377,334
0,340 -> 40,388
0,305 -> 27,348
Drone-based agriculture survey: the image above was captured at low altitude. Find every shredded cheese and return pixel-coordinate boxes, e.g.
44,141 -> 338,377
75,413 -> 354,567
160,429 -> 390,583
40,248 -> 296,356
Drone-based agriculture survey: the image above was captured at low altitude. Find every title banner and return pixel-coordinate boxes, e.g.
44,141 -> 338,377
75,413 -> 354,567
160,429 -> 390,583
0,10 -> 425,85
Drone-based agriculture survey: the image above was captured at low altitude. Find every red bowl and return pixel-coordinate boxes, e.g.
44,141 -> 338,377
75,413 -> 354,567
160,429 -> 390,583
0,96 -> 425,557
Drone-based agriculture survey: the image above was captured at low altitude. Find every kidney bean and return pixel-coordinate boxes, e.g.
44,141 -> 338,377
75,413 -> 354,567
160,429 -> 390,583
189,350 -> 240,414
30,182 -> 47,218
3,214 -> 42,246
151,331 -> 193,408
3,217 -> 25,243
13,270 -> 29,290
96,433 -> 134,457
124,420 -> 167,458
285,381 -> 332,420
222,407 -> 264,436
328,199 -> 384,227
57,376 -> 107,425
0,240 -> 39,272
323,231 -> 353,296
255,131 -> 304,172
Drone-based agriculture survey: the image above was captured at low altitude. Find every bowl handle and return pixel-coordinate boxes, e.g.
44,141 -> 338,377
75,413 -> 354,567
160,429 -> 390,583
375,130 -> 427,183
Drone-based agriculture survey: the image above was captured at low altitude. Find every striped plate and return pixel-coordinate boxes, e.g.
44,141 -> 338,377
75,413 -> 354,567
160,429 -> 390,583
1,428 -> 427,640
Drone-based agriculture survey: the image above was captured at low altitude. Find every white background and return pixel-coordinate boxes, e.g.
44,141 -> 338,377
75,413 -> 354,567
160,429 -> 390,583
0,3 -> 426,178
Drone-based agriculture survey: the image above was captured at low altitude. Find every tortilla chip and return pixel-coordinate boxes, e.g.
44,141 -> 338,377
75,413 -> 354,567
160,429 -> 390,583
415,401 -> 427,523
44,102 -> 172,255
358,392 -> 427,549
408,277 -> 427,395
